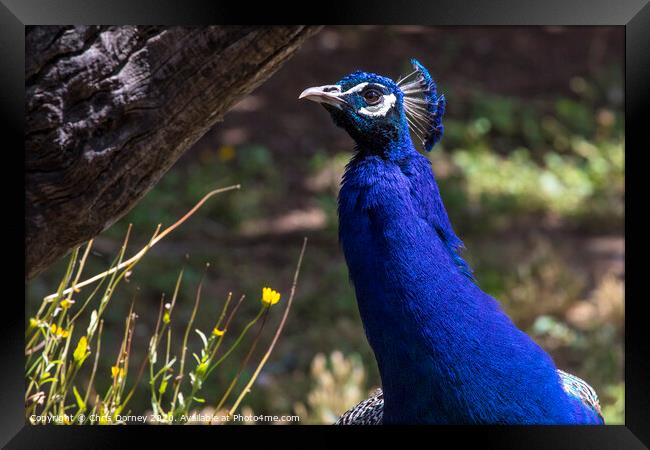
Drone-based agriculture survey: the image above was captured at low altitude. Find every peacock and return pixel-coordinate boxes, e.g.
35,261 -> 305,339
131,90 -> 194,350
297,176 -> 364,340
299,59 -> 604,425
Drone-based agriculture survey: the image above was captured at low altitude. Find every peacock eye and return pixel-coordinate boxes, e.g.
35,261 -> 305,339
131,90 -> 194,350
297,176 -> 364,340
362,89 -> 382,106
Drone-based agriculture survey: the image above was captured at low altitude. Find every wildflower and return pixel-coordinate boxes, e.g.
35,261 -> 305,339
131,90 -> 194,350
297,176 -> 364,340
50,323 -> 70,338
73,336 -> 88,363
29,318 -> 40,328
261,287 -> 281,307
212,326 -> 225,337
163,302 -> 171,324
60,298 -> 75,309
217,145 -> 236,162
196,361 -> 208,378
111,365 -> 126,380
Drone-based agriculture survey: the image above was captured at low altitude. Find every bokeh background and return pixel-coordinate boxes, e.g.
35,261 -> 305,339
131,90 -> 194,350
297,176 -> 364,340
27,26 -> 624,424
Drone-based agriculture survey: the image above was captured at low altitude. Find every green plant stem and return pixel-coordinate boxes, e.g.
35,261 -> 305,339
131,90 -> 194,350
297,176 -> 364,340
215,309 -> 269,411
228,237 -> 307,417
170,269 -> 205,416
43,185 -> 240,302
205,304 -> 265,379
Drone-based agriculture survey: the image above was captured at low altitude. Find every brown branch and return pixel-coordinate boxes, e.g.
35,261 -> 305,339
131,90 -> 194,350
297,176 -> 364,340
26,25 -> 322,279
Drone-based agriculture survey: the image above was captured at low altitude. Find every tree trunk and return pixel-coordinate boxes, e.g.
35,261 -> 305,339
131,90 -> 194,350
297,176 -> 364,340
25,25 -> 321,279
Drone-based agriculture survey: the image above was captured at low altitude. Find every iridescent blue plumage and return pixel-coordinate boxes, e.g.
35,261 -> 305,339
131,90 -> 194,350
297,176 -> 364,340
299,59 -> 603,425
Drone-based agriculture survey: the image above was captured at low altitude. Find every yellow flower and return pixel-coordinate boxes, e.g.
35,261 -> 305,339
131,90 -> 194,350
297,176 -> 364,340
73,336 -> 88,363
163,302 -> 171,324
217,145 -> 236,162
60,298 -> 75,309
50,323 -> 70,338
261,287 -> 281,307
111,366 -> 126,379
212,327 -> 225,337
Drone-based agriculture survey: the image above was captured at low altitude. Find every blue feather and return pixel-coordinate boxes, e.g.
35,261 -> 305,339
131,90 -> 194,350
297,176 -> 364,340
300,60 -> 603,424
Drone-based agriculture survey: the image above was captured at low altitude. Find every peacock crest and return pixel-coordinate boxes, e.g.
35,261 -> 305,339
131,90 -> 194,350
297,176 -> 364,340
397,59 -> 446,152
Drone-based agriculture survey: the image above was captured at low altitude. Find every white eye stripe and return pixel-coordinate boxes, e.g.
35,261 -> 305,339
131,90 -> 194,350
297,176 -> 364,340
336,82 -> 395,117
340,82 -> 388,96
340,82 -> 368,95
358,93 -> 396,117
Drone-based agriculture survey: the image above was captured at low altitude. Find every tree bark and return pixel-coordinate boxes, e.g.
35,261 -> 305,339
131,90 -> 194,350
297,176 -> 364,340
25,25 -> 321,279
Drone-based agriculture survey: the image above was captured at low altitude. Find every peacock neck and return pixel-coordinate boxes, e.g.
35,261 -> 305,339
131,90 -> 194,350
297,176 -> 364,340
338,143 -> 573,424
348,117 -> 415,161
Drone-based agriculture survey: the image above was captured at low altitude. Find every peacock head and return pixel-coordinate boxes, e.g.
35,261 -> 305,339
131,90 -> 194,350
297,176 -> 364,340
299,59 -> 446,152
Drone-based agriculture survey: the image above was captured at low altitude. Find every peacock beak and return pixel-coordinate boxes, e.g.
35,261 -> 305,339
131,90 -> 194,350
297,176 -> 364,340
298,85 -> 348,109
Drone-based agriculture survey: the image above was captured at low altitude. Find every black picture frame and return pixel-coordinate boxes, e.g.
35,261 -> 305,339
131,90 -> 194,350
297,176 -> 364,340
3,0 -> 648,448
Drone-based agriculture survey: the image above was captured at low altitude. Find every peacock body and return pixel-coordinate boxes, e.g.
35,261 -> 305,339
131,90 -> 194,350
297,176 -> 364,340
299,59 -> 604,425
